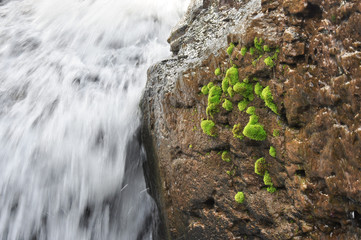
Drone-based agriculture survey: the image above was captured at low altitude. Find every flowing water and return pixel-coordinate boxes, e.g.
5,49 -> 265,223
0,0 -> 188,239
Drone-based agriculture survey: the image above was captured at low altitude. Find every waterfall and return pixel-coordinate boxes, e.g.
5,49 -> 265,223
0,0 -> 189,239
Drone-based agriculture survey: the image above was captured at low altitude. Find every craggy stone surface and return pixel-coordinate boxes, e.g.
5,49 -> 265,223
142,0 -> 361,239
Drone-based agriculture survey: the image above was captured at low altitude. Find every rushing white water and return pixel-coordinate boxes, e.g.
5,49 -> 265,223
0,0 -> 188,239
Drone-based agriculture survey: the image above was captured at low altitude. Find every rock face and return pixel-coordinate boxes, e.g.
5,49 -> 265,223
141,0 -> 361,239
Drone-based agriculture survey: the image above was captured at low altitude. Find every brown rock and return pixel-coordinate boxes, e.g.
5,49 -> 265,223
283,0 -> 308,14
142,0 -> 361,239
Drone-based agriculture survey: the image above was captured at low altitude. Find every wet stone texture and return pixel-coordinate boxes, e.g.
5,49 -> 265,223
142,0 -> 361,239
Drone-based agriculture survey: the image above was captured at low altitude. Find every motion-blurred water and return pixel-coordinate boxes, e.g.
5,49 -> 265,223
0,0 -> 188,239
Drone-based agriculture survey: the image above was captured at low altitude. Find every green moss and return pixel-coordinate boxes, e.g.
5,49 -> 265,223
201,120 -> 216,137
238,99 -> 249,112
261,86 -> 278,114
243,115 -> 267,141
263,45 -> 270,52
208,86 -> 222,105
222,151 -> 231,162
263,171 -> 272,186
254,82 -> 263,96
226,66 -> 239,85
215,68 -> 221,76
222,77 -> 230,93
241,47 -> 247,56
249,47 -> 255,55
272,52 -> 278,60
233,82 -> 243,93
273,129 -> 280,137
207,82 -> 214,89
201,85 -> 209,95
233,82 -> 253,100
222,99 -> 233,111
264,56 -> 275,68
269,146 -> 276,158
252,60 -> 257,67
254,37 -> 264,52
235,192 -> 245,204
232,124 -> 244,140
227,87 -> 235,98
227,42 -> 235,55
255,157 -> 266,176
246,106 -> 256,115
248,114 -> 259,124
243,77 -> 249,83
267,186 -> 277,193
206,103 -> 219,116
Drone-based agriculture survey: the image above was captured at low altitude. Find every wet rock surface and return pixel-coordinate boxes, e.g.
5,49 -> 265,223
142,0 -> 361,239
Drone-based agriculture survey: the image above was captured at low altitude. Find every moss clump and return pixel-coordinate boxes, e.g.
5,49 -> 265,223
261,86 -> 278,114
226,66 -> 239,85
222,151 -> 231,162
238,99 -> 249,112
208,86 -> 222,105
263,45 -> 270,52
243,115 -> 267,141
254,82 -> 263,96
207,82 -> 214,89
243,77 -> 249,83
263,171 -> 272,186
263,171 -> 276,193
241,47 -> 247,56
222,99 -> 233,111
255,157 -> 266,176
201,85 -> 209,95
215,68 -> 221,76
206,85 -> 222,116
267,186 -> 277,193
232,124 -> 243,140
235,192 -> 245,204
206,103 -> 219,116
233,82 -> 243,93
249,47 -> 255,55
246,106 -> 256,115
201,120 -> 216,137
233,82 -> 253,100
227,87 -> 235,98
269,146 -> 276,158
264,56 -> 275,68
273,129 -> 280,137
222,77 -> 230,93
252,59 -> 257,67
227,42 -> 235,55
254,37 -> 264,52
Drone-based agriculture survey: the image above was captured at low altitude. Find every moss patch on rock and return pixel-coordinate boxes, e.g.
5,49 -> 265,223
255,157 -> 266,176
261,86 -> 278,114
222,99 -> 233,111
232,123 -> 244,140
269,146 -> 276,157
243,115 -> 267,141
201,120 -> 216,137
222,151 -> 231,162
235,192 -> 245,204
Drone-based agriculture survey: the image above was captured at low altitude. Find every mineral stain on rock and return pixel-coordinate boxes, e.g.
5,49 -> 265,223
141,0 -> 361,239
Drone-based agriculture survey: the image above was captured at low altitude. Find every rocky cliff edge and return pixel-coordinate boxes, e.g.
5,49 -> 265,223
142,0 -> 361,239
